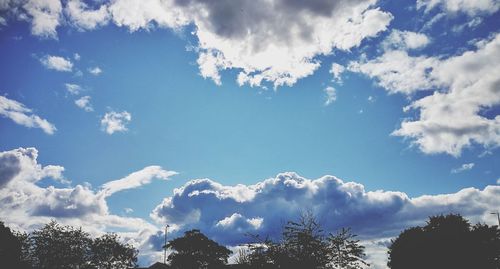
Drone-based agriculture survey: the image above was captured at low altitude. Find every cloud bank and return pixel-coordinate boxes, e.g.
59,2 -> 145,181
1,147 -> 498,267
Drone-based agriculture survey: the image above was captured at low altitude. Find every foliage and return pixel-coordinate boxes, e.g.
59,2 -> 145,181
388,214 -> 500,269
327,228 -> 367,269
244,212 -> 368,269
167,229 -> 232,269
13,220 -> 137,269
89,233 -> 138,269
0,221 -> 26,268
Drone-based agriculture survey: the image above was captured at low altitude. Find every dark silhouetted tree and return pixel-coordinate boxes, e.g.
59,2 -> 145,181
12,220 -> 138,269
388,214 -> 500,269
327,227 -> 368,269
89,233 -> 138,269
0,221 -> 25,268
167,229 -> 232,269
244,213 -> 368,269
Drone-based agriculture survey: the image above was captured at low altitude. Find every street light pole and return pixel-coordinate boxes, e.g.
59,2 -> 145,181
491,212 -> 500,226
164,224 -> 170,264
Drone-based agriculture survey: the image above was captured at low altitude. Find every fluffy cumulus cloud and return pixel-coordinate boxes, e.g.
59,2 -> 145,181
74,95 -> 93,112
0,95 -> 56,134
350,33 -> 500,156
41,55 -> 73,72
382,30 -> 430,50
151,172 -> 500,243
1,0 -> 393,88
23,0 -> 62,38
100,110 -> 131,134
150,172 -> 500,267
0,147 -> 175,262
65,0 -> 109,30
417,0 -> 500,16
1,149 -> 499,267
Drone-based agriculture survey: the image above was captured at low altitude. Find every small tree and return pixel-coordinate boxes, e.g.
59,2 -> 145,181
327,228 -> 368,269
167,229 -> 232,269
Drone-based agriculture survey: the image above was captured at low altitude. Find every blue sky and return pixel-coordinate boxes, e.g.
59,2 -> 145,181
1,0 -> 499,267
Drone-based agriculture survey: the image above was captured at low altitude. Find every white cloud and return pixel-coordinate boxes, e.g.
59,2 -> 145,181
101,166 -> 177,197
417,0 -> 500,16
88,66 -> 102,75
108,0 -> 392,88
74,96 -> 93,112
4,1 -> 393,88
392,34 -> 500,156
0,147 -> 164,259
41,55 -> 73,72
451,163 -> 475,174
0,95 -> 56,135
324,86 -> 337,106
100,111 -> 131,134
73,53 -> 80,60
349,50 -> 438,94
150,172 -> 500,266
22,0 -> 62,39
65,83 -> 81,95
330,63 -> 346,83
382,30 -> 430,50
65,0 -> 109,30
350,34 -> 500,156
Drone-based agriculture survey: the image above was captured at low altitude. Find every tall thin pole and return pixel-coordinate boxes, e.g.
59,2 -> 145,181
164,224 -> 170,264
491,212 -> 500,226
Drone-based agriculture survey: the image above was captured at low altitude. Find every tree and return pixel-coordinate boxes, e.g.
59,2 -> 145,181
273,212 -> 330,268
327,228 -> 368,269
388,214 -> 500,269
30,220 -> 91,269
12,220 -> 138,269
244,213 -> 368,269
167,229 -> 232,269
89,233 -> 138,269
0,221 -> 24,268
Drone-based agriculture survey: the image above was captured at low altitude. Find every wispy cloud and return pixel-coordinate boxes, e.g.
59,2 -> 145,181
65,83 -> 82,95
0,96 -> 56,135
324,86 -> 337,106
74,96 -> 93,112
451,163 -> 475,174
88,66 -> 102,75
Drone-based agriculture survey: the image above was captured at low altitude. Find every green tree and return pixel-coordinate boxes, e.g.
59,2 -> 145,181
167,229 -> 232,269
388,214 -> 500,269
89,233 -> 138,269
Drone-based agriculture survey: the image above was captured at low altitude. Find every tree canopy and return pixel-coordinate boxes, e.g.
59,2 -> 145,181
388,214 -> 500,269
14,220 -> 137,269
240,213 -> 368,269
167,229 -> 232,269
